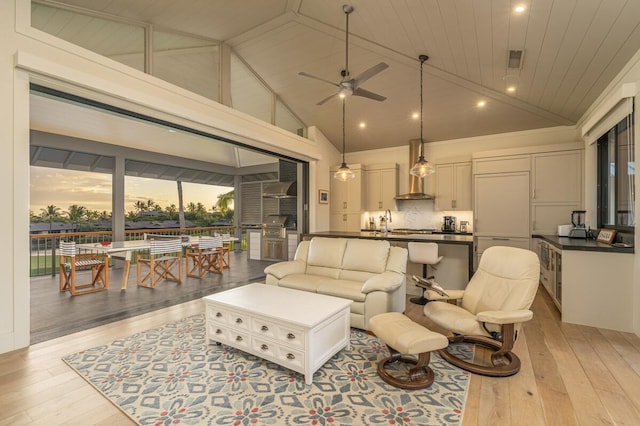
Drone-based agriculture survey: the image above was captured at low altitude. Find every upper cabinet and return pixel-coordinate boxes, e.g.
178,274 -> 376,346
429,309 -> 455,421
435,162 -> 471,211
329,164 -> 364,232
329,164 -> 364,213
531,150 -> 583,234
365,164 -> 398,211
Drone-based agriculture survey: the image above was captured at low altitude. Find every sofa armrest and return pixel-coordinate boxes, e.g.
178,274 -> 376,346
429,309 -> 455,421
264,260 -> 306,280
476,309 -> 533,325
361,272 -> 404,294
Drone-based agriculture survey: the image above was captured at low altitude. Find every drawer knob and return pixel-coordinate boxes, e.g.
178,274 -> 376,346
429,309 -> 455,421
261,344 -> 269,351
215,329 -> 222,334
235,318 -> 243,324
215,312 -> 222,318
287,353 -> 295,360
261,325 -> 269,332
235,336 -> 243,342
287,333 -> 296,340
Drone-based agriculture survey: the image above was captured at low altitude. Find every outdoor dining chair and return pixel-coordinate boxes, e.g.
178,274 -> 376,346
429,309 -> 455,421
186,235 -> 223,278
59,241 -> 109,296
136,238 -> 183,288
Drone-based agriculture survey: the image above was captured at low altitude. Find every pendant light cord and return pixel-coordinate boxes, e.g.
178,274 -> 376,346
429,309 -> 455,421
342,98 -> 346,163
420,55 -> 425,158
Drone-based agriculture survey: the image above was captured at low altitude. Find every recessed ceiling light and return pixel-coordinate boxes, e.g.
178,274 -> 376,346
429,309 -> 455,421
359,122 -> 366,129
477,100 -> 486,108
412,112 -> 419,119
507,86 -> 516,93
514,5 -> 526,13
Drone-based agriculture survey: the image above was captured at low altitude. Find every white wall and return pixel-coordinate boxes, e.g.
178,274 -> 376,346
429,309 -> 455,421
307,126 -> 341,232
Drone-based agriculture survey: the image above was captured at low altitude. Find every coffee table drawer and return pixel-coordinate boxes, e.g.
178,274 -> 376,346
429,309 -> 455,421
208,322 -> 228,343
226,329 -> 251,350
277,326 -> 304,349
252,318 -> 277,339
252,336 -> 277,359
278,346 -> 305,371
207,305 -> 230,324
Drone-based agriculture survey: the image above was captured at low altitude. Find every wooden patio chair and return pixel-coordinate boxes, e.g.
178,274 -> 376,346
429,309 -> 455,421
218,232 -> 232,268
186,235 -> 223,278
136,239 -> 183,288
59,241 -> 109,296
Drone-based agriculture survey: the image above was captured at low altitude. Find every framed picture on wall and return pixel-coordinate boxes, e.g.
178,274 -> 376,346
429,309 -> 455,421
596,228 -> 616,244
318,189 -> 329,204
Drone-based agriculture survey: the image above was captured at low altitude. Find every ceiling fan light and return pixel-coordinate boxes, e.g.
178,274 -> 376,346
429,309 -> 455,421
410,156 -> 434,177
334,162 -> 356,181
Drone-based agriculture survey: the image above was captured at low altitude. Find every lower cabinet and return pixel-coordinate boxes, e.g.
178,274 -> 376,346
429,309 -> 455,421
535,239 -> 561,311
247,229 -> 261,260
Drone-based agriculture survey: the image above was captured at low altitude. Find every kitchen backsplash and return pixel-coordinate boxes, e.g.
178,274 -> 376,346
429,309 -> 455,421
364,200 -> 473,232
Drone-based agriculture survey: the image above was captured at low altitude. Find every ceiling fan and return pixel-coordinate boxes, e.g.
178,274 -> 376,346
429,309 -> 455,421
298,4 -> 389,106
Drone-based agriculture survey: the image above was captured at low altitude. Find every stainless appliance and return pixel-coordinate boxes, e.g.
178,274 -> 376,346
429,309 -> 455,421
568,210 -> 588,239
262,215 -> 290,261
261,181 -> 297,199
442,216 -> 456,232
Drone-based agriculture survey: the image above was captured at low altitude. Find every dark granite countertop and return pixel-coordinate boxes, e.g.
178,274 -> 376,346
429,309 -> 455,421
533,234 -> 634,253
304,231 -> 474,245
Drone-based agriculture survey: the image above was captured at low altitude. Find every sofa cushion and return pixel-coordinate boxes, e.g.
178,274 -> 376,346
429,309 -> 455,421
277,274 -> 324,293
317,279 -> 367,302
307,237 -> 347,269
341,239 -> 389,274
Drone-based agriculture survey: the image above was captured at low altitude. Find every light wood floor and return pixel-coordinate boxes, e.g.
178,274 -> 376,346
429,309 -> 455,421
1,286 -> 639,425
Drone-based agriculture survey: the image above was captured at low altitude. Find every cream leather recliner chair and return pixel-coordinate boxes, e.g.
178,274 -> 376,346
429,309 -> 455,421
423,245 -> 540,376
264,237 -> 408,330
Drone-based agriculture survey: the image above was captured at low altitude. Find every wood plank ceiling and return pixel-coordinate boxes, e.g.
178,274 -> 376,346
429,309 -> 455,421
35,0 -> 640,153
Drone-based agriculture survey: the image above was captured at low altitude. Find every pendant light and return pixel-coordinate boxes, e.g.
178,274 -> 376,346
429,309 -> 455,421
410,54 -> 435,178
334,98 -> 356,181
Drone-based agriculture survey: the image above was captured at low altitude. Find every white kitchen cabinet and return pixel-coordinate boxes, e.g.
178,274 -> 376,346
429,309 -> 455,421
535,239 -> 562,311
329,212 -> 362,232
330,164 -> 364,232
474,171 -> 530,237
435,162 -> 471,211
365,164 -> 398,211
531,150 -> 583,234
329,164 -> 364,213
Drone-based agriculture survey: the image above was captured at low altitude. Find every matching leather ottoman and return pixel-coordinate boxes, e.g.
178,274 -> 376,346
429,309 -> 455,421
369,312 -> 448,389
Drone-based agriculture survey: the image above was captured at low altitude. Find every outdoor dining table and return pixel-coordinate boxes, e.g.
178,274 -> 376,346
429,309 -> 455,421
77,236 -> 239,290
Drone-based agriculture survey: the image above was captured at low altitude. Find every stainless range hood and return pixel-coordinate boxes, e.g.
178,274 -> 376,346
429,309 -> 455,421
262,181 -> 297,199
395,139 -> 434,200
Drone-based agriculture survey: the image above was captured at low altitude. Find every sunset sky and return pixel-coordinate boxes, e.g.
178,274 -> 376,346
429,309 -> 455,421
30,166 -> 232,215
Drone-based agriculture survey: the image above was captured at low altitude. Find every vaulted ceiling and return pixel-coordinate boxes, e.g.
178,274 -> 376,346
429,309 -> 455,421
37,0 -> 640,153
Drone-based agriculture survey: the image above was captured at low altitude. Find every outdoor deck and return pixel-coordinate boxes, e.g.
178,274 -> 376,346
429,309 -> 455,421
30,251 -> 275,344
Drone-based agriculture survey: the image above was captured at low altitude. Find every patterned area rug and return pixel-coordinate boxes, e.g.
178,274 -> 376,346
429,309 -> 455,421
63,314 -> 470,425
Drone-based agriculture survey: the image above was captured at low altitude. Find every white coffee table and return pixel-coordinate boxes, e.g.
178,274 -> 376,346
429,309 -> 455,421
203,283 -> 352,384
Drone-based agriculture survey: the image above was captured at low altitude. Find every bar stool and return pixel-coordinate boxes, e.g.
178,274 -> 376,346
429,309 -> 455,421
408,242 -> 443,305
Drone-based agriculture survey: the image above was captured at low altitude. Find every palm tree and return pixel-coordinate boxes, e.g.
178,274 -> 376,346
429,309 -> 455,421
215,190 -> 234,216
66,204 -> 87,231
165,204 -> 178,220
134,200 -> 147,213
40,205 -> 61,232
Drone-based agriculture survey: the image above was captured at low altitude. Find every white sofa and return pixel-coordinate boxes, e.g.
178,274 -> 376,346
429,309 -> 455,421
264,237 -> 408,330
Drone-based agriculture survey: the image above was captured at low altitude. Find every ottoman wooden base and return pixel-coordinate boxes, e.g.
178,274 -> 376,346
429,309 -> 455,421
369,312 -> 448,390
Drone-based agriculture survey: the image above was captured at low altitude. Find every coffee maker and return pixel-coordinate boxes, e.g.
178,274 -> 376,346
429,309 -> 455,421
442,216 -> 457,232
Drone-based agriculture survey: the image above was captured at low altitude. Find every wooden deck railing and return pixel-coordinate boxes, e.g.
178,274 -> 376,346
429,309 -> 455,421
29,226 -> 248,277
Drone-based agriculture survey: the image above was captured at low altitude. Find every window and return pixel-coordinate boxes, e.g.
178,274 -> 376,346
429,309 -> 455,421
597,114 -> 635,229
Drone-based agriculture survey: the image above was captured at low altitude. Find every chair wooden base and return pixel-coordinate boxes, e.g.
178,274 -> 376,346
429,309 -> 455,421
186,250 -> 222,278
137,256 -> 182,288
59,256 -> 109,296
438,325 -> 522,377
376,347 -> 435,390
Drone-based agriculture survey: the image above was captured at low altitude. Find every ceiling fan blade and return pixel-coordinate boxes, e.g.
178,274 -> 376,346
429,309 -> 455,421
316,92 -> 340,106
351,62 -> 389,87
352,87 -> 386,102
298,71 -> 340,88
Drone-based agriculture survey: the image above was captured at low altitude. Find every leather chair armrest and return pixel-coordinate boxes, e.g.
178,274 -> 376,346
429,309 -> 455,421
425,289 -> 465,301
361,272 -> 404,293
263,260 -> 306,280
476,309 -> 533,325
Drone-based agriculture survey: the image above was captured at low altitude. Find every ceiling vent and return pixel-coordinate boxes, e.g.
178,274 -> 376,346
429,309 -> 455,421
507,50 -> 524,69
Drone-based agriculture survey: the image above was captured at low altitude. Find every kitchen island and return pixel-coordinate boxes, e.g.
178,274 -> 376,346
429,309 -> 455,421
302,231 -> 474,288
